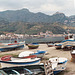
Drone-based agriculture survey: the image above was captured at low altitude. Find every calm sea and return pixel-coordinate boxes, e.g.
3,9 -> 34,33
0,37 -> 64,44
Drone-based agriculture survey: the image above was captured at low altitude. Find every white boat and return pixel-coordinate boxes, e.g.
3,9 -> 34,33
0,41 -> 25,52
49,57 -> 68,74
55,33 -> 74,49
18,50 -> 47,58
0,55 -> 40,68
18,51 -> 34,57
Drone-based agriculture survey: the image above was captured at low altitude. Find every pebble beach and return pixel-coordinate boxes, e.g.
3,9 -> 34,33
0,44 -> 75,75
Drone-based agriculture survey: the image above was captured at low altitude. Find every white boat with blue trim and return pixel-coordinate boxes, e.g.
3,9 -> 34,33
55,33 -> 74,49
49,57 -> 68,74
18,50 -> 47,58
0,41 -> 25,52
0,55 -> 40,68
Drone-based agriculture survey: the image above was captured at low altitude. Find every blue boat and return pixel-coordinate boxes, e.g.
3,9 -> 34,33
32,50 -> 47,58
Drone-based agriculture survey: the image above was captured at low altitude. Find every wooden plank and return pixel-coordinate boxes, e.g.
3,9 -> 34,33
44,60 -> 54,75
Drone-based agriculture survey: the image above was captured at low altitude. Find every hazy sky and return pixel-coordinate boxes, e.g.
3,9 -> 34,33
0,0 -> 75,16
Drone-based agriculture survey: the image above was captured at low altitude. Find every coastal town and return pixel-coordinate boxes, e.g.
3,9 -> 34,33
0,31 -> 67,40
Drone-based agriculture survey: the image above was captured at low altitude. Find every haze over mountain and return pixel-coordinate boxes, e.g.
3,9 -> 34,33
0,8 -> 75,34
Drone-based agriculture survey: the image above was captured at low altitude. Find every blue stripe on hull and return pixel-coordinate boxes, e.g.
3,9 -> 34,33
58,60 -> 68,64
0,45 -> 24,51
53,70 -> 62,74
0,59 -> 40,65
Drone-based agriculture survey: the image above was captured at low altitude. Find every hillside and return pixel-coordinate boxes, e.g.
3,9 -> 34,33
0,22 -> 67,34
0,8 -> 75,34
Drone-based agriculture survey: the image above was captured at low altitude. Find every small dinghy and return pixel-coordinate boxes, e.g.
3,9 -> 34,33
0,55 -> 40,68
47,43 -> 54,47
18,50 -> 47,58
55,44 -> 62,49
27,43 -> 39,49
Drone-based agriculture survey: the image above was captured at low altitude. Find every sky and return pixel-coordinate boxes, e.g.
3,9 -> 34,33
0,0 -> 75,16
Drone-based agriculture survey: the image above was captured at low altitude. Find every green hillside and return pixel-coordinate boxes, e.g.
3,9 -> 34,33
0,8 -> 75,34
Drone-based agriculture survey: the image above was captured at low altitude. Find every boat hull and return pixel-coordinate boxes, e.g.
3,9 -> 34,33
0,58 -> 40,68
28,45 -> 39,49
0,61 -> 67,75
63,45 -> 72,51
47,44 -> 54,47
0,44 -> 24,52
71,54 -> 75,58
0,57 -> 68,75
55,45 -> 62,49
0,64 -> 45,75
33,53 -> 44,58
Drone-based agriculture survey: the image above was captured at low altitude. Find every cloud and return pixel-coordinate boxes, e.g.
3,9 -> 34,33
0,0 -> 74,16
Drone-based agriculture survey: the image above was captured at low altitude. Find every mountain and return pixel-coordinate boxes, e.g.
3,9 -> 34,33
0,8 -> 50,23
0,8 -> 75,24
0,8 -> 75,34
0,8 -> 70,23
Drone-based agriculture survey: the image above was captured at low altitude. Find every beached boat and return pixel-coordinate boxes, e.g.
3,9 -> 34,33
0,64 -> 45,75
55,44 -> 62,49
18,50 -> 47,58
0,41 -> 25,52
62,45 -> 72,51
47,43 -> 54,47
0,57 -> 68,75
32,50 -> 47,58
49,57 -> 68,74
55,33 -> 74,49
27,43 -> 39,49
0,55 -> 40,68
61,40 -> 75,50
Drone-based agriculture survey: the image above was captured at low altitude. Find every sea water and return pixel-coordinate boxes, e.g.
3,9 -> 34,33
0,37 -> 64,44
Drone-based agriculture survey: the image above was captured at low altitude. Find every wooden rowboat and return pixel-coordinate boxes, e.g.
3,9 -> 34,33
27,43 -> 39,49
